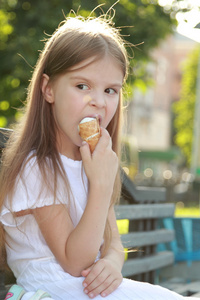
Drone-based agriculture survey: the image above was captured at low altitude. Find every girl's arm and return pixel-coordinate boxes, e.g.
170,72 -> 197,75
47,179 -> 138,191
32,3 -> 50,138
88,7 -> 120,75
81,206 -> 124,298
33,128 -> 118,277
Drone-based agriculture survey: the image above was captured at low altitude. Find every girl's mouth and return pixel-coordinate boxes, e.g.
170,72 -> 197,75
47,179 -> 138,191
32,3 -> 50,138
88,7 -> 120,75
86,114 -> 102,125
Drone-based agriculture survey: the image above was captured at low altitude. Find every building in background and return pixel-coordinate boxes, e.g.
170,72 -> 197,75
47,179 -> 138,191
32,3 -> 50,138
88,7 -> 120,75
125,32 -> 197,190
128,32 -> 197,150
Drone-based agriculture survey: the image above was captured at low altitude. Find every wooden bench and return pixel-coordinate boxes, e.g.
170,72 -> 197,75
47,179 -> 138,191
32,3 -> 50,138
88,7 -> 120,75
118,173 -> 200,297
158,217 -> 200,297
115,202 -> 175,282
0,127 -> 198,298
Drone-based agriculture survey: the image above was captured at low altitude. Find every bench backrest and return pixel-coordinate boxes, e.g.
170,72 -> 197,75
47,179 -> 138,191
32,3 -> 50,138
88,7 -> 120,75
115,203 -> 175,283
119,170 -> 175,283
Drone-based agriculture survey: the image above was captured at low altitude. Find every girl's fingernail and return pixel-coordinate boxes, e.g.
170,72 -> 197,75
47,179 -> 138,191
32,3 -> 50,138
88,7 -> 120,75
89,293 -> 94,298
84,289 -> 88,294
102,292 -> 106,297
83,282 -> 87,287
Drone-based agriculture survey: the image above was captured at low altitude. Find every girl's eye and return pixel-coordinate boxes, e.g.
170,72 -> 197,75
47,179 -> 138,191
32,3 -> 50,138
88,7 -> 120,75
77,84 -> 89,90
105,88 -> 117,95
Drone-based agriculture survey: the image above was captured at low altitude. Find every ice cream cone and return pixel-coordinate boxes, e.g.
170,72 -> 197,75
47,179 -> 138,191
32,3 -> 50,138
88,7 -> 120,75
86,132 -> 101,152
78,117 -> 100,152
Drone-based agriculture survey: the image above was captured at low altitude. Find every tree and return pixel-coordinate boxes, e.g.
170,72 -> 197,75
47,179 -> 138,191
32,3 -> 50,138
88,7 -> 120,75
173,46 -> 200,166
0,0 -> 176,127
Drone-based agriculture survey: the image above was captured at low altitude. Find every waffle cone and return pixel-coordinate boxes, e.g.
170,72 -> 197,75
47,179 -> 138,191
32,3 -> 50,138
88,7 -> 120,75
78,118 -> 100,152
86,132 -> 101,152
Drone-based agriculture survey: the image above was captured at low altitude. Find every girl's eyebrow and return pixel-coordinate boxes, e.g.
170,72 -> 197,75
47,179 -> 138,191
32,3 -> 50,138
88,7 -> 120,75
69,75 -> 91,82
69,75 -> 123,88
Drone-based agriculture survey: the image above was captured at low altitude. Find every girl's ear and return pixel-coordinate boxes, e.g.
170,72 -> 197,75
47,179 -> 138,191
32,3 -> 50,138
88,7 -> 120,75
41,74 -> 54,103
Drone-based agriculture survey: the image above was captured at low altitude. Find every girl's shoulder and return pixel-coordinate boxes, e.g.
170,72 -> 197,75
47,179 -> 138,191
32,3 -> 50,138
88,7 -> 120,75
2,152 -> 55,214
21,151 -> 38,176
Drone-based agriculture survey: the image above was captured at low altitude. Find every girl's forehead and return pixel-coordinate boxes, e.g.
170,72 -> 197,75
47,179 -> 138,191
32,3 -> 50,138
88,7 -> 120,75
69,56 -> 98,71
69,55 -> 124,77
66,56 -> 124,87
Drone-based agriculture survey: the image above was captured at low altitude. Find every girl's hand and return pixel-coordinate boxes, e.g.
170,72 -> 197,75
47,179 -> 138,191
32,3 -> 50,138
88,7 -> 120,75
80,128 -> 118,196
81,258 -> 123,298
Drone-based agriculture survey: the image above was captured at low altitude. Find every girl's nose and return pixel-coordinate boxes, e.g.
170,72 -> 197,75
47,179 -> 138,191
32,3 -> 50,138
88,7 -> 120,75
89,93 -> 106,108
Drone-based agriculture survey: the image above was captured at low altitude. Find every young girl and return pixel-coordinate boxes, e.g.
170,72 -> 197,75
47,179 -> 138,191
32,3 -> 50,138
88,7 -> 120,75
0,12 -> 197,300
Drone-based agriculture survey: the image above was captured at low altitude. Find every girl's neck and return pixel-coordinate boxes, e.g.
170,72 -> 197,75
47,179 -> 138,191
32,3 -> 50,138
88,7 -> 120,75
58,144 -> 82,161
56,133 -> 82,161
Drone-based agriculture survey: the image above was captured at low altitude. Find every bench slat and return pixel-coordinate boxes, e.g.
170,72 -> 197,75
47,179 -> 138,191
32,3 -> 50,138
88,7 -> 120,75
115,204 -> 175,220
160,261 -> 200,281
122,251 -> 174,277
121,229 -> 175,248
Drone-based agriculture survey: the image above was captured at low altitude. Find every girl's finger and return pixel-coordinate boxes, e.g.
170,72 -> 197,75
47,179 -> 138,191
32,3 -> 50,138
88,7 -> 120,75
81,265 -> 93,287
100,278 -> 122,298
79,141 -> 91,162
81,268 -> 91,278
87,275 -> 120,299
95,128 -> 111,151
82,261 -> 105,289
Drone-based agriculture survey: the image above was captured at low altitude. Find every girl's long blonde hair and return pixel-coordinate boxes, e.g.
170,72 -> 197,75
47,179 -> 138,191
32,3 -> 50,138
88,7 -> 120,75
0,14 -> 129,265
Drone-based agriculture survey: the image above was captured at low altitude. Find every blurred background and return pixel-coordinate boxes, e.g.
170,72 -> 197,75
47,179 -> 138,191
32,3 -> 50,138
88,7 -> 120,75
0,0 -> 200,215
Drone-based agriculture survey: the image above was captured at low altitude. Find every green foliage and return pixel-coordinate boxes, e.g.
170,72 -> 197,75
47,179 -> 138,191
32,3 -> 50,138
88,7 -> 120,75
0,0 -> 176,127
173,46 -> 200,166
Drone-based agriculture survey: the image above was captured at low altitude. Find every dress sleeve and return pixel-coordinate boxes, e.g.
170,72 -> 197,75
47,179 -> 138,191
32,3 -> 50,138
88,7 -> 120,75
0,156 -> 67,227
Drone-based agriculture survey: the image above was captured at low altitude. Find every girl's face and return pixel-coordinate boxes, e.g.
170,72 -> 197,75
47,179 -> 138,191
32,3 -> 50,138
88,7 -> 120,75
42,56 -> 124,160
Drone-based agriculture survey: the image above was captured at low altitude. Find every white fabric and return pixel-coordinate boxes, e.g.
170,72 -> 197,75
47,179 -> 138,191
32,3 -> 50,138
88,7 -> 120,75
0,154 -> 197,299
21,292 -> 52,300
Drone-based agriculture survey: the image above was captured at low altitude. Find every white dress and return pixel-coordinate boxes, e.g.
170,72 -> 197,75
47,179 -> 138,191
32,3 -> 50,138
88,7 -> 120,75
0,154 -> 196,299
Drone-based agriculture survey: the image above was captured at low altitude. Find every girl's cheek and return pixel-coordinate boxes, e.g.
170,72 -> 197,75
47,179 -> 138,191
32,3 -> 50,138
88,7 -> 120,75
83,94 -> 92,103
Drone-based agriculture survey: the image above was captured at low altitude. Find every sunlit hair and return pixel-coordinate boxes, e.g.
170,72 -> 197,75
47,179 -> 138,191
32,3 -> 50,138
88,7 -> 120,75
0,14 -> 129,263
